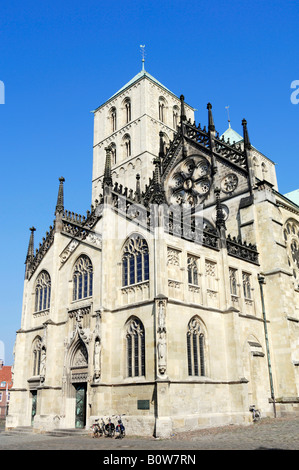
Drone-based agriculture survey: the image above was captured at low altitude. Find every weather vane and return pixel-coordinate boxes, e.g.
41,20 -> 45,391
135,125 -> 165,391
140,45 -> 146,71
225,105 -> 231,128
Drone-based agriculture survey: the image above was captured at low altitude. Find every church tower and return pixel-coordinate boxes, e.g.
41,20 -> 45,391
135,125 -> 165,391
91,59 -> 194,202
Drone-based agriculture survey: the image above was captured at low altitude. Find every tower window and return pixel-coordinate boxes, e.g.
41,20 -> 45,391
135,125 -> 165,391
110,107 -> 117,132
124,98 -> 131,123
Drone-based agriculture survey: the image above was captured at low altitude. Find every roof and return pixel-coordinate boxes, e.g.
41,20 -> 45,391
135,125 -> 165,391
284,189 -> 299,206
221,125 -> 243,143
94,67 -> 194,112
0,366 -> 13,389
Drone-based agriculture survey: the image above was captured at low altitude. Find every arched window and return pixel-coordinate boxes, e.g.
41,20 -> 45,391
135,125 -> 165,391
159,98 -> 166,122
110,107 -> 117,132
187,256 -> 199,285
123,134 -> 131,158
187,317 -> 205,376
73,255 -> 93,301
242,272 -> 251,299
122,235 -> 149,286
34,270 -> 51,312
126,317 -> 145,377
124,98 -> 131,123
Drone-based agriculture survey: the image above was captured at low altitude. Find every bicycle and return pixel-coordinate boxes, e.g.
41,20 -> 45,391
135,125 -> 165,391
115,415 -> 126,439
105,417 -> 115,437
91,418 -> 102,438
249,405 -> 261,422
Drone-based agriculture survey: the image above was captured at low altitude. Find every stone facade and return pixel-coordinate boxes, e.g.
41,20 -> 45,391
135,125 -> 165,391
6,67 -> 299,437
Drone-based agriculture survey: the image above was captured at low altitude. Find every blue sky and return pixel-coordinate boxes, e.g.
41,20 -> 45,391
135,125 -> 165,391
0,0 -> 298,365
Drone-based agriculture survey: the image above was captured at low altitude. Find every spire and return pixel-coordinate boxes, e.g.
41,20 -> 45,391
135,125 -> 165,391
207,103 -> 215,132
242,119 -> 251,150
225,106 -> 231,128
55,177 -> 65,215
140,45 -> 146,72
103,146 -> 113,188
25,226 -> 36,278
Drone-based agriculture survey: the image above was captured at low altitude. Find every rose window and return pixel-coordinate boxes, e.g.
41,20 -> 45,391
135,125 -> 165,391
167,156 -> 212,207
221,173 -> 238,193
283,219 -> 299,282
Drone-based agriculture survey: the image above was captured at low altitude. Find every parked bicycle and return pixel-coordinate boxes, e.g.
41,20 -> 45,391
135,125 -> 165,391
105,417 -> 115,437
115,415 -> 126,439
91,418 -> 102,438
249,405 -> 261,422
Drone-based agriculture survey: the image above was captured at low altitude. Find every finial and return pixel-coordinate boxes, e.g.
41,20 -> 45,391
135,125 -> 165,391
207,103 -> 215,132
180,94 -> 186,123
225,106 -> 231,128
103,146 -> 113,188
242,118 -> 251,149
55,176 -> 65,215
140,45 -> 146,71
26,226 -> 36,265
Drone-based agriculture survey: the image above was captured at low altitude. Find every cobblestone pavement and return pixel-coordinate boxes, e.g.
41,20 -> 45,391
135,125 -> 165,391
0,417 -> 299,451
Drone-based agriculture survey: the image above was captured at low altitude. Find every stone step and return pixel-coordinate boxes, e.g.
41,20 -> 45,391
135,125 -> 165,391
5,426 -> 33,434
47,428 -> 91,437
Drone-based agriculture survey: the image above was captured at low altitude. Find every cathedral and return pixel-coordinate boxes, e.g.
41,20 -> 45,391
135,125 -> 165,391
6,61 -> 299,437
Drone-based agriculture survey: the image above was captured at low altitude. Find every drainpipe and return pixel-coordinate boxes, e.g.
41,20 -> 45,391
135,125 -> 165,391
258,274 -> 277,418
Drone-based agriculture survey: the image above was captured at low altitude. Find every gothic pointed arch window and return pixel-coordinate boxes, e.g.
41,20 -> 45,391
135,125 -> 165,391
110,106 -> 117,132
123,134 -> 131,158
122,235 -> 149,287
73,255 -> 93,301
34,270 -> 51,312
125,317 -> 145,377
110,142 -> 117,164
159,97 -> 167,123
124,97 -> 131,124
187,317 -> 206,377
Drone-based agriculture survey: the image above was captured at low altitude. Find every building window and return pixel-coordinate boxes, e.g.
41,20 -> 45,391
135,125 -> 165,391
126,317 -> 145,377
110,107 -> 117,132
187,256 -> 199,285
159,98 -> 166,122
122,236 -> 149,286
124,98 -> 131,123
34,271 -> 51,312
242,272 -> 251,299
73,255 -> 93,301
229,268 -> 238,296
123,134 -> 131,158
187,317 -> 205,377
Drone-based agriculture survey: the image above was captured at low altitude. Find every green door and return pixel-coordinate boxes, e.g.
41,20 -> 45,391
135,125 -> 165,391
75,383 -> 87,428
31,390 -> 37,425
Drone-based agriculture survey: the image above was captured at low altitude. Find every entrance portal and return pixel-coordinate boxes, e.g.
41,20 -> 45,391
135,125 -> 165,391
74,383 -> 87,428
